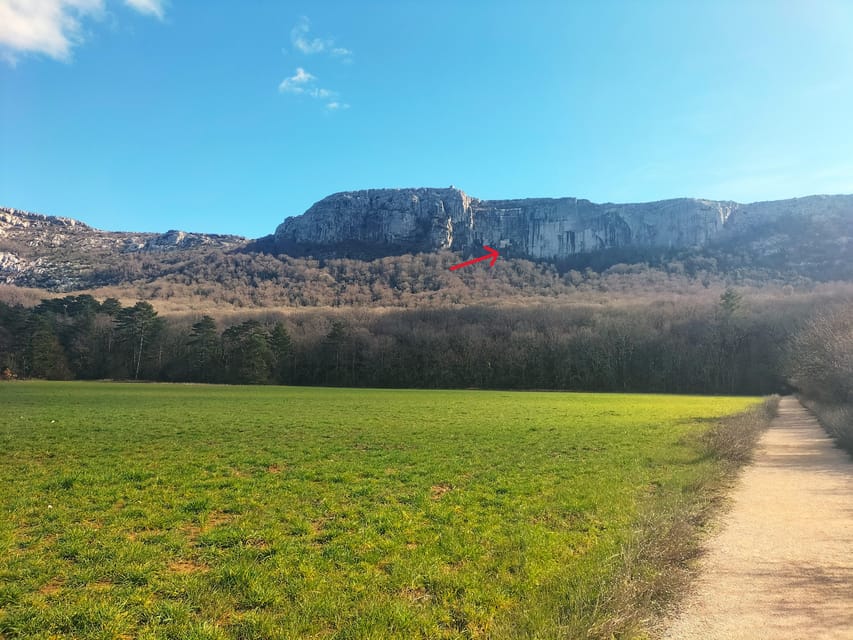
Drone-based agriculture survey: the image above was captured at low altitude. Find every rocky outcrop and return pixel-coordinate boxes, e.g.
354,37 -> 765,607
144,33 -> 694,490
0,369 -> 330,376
142,229 -> 245,251
0,207 -> 244,252
0,207 -> 247,290
274,188 -> 474,253
0,207 -> 87,234
274,188 -> 853,259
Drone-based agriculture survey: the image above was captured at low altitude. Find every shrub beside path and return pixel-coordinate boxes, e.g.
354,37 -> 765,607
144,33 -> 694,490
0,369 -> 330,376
662,396 -> 853,639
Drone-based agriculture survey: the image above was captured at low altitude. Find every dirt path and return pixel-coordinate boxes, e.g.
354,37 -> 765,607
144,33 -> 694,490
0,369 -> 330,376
662,396 -> 853,639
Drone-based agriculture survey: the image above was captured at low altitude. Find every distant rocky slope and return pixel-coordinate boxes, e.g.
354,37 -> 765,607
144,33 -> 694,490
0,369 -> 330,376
0,207 -> 245,290
274,188 -> 853,260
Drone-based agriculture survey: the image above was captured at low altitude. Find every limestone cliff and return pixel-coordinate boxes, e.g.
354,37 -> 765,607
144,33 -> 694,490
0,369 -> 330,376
273,188 -> 474,254
274,189 -> 853,259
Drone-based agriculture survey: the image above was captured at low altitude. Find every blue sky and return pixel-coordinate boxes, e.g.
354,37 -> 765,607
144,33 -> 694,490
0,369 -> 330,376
1,1 -> 852,238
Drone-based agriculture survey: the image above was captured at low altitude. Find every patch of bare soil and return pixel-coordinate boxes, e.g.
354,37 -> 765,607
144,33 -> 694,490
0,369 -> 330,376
430,483 -> 452,500
38,579 -> 62,595
168,559 -> 208,574
661,397 -> 853,639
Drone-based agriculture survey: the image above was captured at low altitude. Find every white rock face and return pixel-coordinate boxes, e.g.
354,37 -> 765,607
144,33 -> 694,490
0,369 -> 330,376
0,251 -> 27,276
0,207 -> 85,237
274,188 -> 736,257
276,188 -> 474,251
472,196 -> 736,258
141,229 -> 242,251
274,188 -> 853,258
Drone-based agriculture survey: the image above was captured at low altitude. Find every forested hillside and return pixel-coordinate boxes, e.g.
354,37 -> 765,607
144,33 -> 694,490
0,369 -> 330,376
3,288 -> 851,396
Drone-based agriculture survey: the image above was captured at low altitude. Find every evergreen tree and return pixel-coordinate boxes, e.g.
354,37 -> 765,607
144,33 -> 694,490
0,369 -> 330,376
270,322 -> 293,384
242,330 -> 274,384
323,320 -> 350,385
0,301 -> 28,374
100,298 -> 122,317
719,287 -> 743,317
222,321 -> 274,384
28,317 -> 71,380
115,302 -> 164,379
187,315 -> 221,382
714,287 -> 745,392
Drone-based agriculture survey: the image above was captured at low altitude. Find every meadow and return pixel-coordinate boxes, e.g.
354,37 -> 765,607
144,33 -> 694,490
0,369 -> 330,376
0,382 -> 760,639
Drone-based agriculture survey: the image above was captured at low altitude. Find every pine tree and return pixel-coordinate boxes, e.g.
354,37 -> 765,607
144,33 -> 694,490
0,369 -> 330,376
719,287 -> 743,317
270,322 -> 293,384
221,321 -> 274,384
715,287 -> 745,393
323,320 -> 349,385
115,302 -> 164,379
28,317 -> 71,380
187,315 -> 221,382
100,298 -> 122,317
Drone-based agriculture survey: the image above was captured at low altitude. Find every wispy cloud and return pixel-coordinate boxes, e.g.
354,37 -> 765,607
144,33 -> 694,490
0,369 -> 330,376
124,0 -> 165,20
278,67 -> 346,111
0,0 -> 166,64
279,17 -> 352,110
278,66 -> 316,94
290,16 -> 328,54
289,16 -> 352,62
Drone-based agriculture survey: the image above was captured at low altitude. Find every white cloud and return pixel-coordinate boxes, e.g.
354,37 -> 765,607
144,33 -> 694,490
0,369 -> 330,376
289,16 -> 352,61
290,16 -> 329,54
280,18 -> 352,108
0,0 -> 103,62
278,67 -> 348,111
278,66 -> 316,94
124,0 -> 164,20
0,0 -> 165,64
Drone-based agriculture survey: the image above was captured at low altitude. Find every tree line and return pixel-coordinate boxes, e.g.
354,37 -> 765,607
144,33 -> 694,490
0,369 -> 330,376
0,296 -> 294,385
786,308 -> 853,452
1,290 -> 839,396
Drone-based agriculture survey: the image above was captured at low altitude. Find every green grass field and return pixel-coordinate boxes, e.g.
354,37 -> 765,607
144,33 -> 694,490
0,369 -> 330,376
0,382 -> 759,639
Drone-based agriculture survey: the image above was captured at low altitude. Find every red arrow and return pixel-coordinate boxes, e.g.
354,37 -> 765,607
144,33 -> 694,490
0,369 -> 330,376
448,245 -> 500,271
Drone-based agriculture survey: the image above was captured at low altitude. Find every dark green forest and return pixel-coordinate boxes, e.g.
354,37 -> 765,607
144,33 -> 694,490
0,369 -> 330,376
0,291 -> 825,393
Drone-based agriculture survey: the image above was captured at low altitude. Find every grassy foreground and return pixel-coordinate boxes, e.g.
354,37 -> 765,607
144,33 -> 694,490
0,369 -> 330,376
0,382 -> 759,639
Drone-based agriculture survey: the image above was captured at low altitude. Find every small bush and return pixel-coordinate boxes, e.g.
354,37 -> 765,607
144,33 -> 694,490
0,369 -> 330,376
801,400 -> 853,456
703,395 -> 780,464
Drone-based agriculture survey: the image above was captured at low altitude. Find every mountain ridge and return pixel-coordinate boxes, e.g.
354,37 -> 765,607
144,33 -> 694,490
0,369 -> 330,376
273,188 -> 853,260
2,188 -> 852,294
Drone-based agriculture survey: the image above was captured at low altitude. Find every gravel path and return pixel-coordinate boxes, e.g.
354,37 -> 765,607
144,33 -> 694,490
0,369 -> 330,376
662,396 -> 853,639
